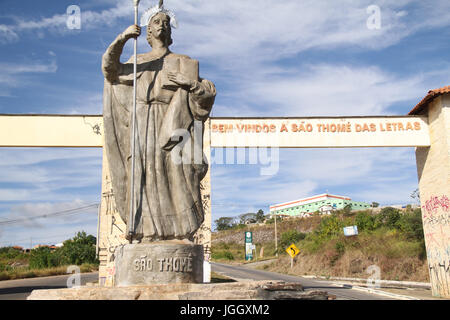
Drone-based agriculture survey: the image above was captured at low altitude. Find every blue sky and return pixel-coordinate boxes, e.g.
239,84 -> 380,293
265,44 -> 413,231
0,0 -> 449,247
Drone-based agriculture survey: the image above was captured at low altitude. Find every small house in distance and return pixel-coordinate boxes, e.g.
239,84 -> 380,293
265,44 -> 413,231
33,244 -> 58,250
269,193 -> 370,218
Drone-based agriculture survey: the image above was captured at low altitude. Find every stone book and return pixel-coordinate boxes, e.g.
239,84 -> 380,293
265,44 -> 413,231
161,57 -> 199,91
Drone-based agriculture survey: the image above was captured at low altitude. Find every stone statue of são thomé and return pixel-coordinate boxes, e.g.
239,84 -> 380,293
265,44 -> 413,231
102,1 -> 215,284
102,2 -> 215,244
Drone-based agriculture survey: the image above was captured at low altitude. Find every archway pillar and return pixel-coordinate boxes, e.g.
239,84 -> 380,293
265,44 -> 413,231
414,92 -> 450,298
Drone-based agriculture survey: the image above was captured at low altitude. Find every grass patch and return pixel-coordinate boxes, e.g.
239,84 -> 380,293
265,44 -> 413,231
0,263 -> 99,281
211,241 -> 279,263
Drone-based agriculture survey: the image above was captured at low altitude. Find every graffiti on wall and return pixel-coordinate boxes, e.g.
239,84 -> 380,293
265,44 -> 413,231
422,195 -> 450,218
422,194 -> 450,296
193,176 -> 212,259
429,260 -> 450,296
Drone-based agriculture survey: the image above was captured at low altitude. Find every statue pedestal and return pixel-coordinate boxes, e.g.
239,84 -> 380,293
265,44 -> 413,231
114,242 -> 203,286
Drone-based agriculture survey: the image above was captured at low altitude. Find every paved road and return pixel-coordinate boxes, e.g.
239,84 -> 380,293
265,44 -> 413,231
211,262 -> 396,300
0,265 -> 400,300
0,272 -> 99,300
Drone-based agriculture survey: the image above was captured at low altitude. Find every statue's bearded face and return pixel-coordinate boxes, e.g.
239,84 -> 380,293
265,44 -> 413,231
147,12 -> 172,47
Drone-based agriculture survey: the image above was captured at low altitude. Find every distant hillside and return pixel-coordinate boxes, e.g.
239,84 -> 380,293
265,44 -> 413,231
212,215 -> 321,244
211,208 -> 429,282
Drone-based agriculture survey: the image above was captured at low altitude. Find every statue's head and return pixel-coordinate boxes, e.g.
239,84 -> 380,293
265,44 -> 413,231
146,12 -> 173,47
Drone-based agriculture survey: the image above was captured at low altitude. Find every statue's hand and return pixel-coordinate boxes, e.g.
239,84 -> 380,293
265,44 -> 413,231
167,72 -> 194,89
122,24 -> 141,40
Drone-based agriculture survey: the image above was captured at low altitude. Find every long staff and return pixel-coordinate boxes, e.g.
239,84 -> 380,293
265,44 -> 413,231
128,0 -> 140,242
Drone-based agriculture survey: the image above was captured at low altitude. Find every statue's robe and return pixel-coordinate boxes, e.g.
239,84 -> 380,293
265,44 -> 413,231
102,51 -> 216,241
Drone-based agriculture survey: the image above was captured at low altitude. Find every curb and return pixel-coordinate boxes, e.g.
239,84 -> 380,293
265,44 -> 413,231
302,275 -> 431,290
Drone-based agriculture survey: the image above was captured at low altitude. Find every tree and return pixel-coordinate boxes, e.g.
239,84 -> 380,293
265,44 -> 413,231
239,213 -> 257,224
411,188 -> 420,204
215,217 -> 235,231
371,202 -> 379,208
58,231 -> 98,265
255,209 -> 265,223
377,207 -> 401,229
343,204 -> 352,216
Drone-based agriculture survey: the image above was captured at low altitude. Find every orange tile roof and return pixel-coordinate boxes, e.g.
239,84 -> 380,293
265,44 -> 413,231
409,86 -> 450,115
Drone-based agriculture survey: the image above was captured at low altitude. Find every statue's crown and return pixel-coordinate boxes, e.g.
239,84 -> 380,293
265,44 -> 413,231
140,0 -> 178,28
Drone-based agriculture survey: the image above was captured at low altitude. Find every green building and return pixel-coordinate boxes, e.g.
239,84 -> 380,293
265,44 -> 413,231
269,193 -> 370,218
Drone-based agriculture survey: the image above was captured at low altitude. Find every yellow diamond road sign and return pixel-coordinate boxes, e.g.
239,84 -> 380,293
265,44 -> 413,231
286,243 -> 300,258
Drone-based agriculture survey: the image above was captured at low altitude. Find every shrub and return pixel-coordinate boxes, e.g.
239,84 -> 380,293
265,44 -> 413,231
355,211 -> 377,232
377,207 -> 401,229
29,231 -> 98,269
224,251 -> 234,260
211,250 -> 234,260
280,230 -> 306,250
335,241 -> 345,255
398,209 -> 424,241
58,231 -> 98,265
29,247 -> 57,269
0,247 -> 27,260
0,263 -> 12,272
316,215 -> 343,239
265,216 -> 282,225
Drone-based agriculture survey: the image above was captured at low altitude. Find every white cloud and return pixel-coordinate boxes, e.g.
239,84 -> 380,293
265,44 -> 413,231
210,146 -> 418,221
213,63 -> 436,117
0,1 -> 134,42
0,60 -> 57,74
0,60 -> 58,97
167,0 -> 450,66
0,148 -> 102,202
0,25 -> 18,43
2,0 -> 449,59
1,1 -> 447,111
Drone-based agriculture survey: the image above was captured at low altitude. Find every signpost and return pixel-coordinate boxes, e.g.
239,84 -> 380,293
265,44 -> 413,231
286,243 -> 300,269
245,231 -> 253,261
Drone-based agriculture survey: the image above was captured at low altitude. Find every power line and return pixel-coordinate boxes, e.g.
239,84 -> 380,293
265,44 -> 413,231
0,233 -> 79,245
0,203 -> 99,226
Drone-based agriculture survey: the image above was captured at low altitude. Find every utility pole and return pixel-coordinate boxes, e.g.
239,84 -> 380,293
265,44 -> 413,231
274,213 -> 278,257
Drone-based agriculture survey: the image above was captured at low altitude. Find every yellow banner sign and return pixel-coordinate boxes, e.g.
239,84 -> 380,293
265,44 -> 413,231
210,117 -> 430,148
